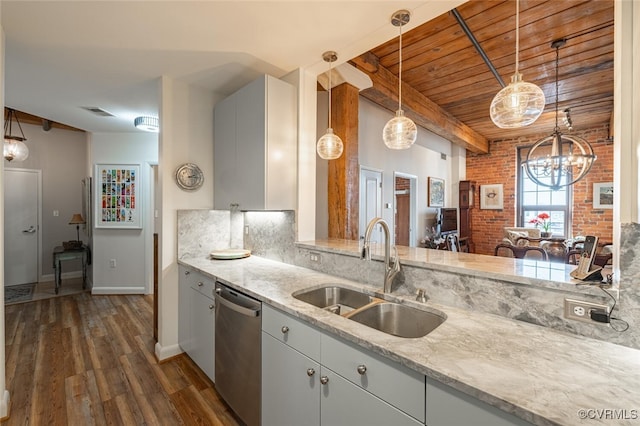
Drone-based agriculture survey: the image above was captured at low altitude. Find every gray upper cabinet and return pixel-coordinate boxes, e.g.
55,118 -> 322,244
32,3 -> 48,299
214,74 -> 297,210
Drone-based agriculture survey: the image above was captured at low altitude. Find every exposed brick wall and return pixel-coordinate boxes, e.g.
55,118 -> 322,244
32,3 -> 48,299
467,126 -> 613,255
395,176 -> 411,191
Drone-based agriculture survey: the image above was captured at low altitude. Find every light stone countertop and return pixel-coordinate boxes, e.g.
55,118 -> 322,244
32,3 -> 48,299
179,255 -> 640,426
299,239 -> 612,297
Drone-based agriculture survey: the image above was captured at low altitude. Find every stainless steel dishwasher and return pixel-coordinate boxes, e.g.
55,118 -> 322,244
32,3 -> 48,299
214,281 -> 262,426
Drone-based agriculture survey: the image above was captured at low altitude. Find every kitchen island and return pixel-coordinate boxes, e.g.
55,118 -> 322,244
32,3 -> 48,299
178,253 -> 640,426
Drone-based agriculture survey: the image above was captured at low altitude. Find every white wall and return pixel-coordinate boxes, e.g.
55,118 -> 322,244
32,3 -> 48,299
157,76 -> 218,360
358,98 -> 460,245
90,132 -> 158,294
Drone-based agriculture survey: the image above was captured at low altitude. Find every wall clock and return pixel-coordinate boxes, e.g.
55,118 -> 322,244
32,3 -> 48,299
175,163 -> 204,191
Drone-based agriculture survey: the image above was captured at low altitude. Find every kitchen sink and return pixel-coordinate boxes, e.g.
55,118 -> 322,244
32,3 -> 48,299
293,286 -> 446,338
292,285 -> 378,315
348,302 -> 445,338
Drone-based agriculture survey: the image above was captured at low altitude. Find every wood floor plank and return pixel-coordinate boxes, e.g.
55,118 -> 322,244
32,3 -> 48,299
2,292 -> 238,426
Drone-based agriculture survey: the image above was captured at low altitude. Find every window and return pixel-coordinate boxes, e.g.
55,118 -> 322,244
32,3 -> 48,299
517,147 -> 572,238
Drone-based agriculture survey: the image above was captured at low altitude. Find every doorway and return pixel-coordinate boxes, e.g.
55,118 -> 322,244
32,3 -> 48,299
394,173 -> 417,247
4,168 -> 41,286
359,167 -> 383,243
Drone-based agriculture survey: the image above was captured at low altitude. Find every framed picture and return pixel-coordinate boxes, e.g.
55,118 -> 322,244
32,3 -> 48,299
428,177 -> 445,207
480,184 -> 503,210
593,182 -> 613,209
95,164 -> 142,229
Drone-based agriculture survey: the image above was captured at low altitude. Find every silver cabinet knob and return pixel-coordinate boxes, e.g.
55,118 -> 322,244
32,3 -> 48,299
306,368 -> 315,377
320,376 -> 329,385
281,326 -> 289,334
209,304 -> 214,310
197,281 -> 204,287
357,365 -> 367,375
184,270 -> 190,276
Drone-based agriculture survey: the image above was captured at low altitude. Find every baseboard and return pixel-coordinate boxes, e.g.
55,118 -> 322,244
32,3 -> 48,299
0,390 -> 10,420
40,271 -> 83,282
91,286 -> 146,295
155,342 -> 183,362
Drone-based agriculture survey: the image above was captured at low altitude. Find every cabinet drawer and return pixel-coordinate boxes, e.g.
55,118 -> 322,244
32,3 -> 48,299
262,305 -> 321,361
321,333 -> 425,423
189,272 -> 216,298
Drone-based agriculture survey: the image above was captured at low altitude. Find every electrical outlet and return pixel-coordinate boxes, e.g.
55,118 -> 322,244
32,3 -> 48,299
564,298 -> 609,323
110,259 -> 116,268
310,252 -> 322,263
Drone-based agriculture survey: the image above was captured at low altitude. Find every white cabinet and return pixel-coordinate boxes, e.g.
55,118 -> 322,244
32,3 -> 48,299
178,266 -> 216,381
214,74 -> 297,211
261,305 -> 423,426
426,379 -> 532,426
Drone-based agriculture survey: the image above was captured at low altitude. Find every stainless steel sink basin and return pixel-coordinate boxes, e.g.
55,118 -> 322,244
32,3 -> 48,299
292,285 -> 377,315
348,302 -> 445,338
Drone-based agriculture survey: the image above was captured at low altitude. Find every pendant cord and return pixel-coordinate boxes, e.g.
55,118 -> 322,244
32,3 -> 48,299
554,44 -> 559,131
398,23 -> 403,111
328,60 -> 332,129
514,0 -> 520,75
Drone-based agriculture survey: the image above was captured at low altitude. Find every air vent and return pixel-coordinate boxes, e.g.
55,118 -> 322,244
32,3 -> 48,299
81,106 -> 115,117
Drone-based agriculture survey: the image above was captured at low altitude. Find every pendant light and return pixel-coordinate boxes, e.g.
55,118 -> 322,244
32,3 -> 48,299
489,0 -> 545,129
316,51 -> 344,160
4,108 -> 29,162
523,39 -> 596,190
382,9 -> 417,150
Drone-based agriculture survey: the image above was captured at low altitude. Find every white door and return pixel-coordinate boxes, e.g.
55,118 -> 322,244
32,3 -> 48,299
4,169 -> 40,286
359,168 -> 383,242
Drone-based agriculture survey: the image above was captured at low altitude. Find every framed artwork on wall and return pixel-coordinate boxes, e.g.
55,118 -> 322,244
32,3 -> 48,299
95,164 -> 142,229
593,182 -> 613,209
428,177 -> 445,207
480,184 -> 503,210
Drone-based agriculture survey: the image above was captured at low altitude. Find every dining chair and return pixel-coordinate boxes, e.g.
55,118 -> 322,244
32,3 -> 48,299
494,243 -> 548,261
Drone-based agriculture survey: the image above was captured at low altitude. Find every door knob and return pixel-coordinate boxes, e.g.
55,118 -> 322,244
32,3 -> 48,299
22,226 -> 36,233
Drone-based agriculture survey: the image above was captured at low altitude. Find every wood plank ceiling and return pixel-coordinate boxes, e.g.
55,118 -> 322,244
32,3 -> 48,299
350,0 -> 614,153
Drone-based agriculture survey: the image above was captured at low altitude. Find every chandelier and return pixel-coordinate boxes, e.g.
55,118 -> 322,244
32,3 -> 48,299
4,108 -> 29,162
523,39 -> 596,190
316,51 -> 344,160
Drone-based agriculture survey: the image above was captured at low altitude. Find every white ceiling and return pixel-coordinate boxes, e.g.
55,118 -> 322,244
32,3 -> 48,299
1,0 -> 465,133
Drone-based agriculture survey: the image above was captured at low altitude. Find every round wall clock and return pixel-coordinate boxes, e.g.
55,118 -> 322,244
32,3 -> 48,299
175,163 -> 204,191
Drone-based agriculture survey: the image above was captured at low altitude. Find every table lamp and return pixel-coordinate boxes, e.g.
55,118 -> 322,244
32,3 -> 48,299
69,213 -> 86,242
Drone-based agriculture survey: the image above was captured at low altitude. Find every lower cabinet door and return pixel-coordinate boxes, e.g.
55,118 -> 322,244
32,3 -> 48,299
262,333 -> 321,426
189,289 -> 215,381
320,367 -> 422,426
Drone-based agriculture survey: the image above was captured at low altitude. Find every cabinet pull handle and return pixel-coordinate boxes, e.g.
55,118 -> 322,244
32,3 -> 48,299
357,365 -> 367,375
209,304 -> 214,310
184,271 -> 190,276
320,376 -> 329,385
281,326 -> 289,334
197,282 -> 204,287
306,368 -> 315,377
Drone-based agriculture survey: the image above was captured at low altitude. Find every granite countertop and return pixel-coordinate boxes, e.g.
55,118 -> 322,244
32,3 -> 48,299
299,239 -> 613,297
179,255 -> 640,426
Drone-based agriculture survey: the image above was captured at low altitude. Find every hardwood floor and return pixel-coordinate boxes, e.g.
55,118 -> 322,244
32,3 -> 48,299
3,292 -> 241,425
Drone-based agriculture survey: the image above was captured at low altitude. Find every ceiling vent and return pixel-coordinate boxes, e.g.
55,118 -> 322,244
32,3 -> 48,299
81,106 -> 114,117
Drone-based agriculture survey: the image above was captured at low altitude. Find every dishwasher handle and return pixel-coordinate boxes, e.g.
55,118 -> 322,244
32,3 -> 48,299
215,285 -> 261,317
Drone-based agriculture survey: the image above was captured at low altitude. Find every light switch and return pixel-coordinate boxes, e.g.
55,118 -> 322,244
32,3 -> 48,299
53,210 -> 59,217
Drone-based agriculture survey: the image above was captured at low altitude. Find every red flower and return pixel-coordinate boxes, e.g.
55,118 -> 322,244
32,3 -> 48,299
537,212 -> 550,220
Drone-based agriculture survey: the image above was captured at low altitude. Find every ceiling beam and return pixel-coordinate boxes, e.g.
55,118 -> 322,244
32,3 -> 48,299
351,52 -> 489,154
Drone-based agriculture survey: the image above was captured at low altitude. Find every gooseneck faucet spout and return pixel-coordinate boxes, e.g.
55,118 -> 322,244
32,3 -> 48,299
361,217 -> 401,293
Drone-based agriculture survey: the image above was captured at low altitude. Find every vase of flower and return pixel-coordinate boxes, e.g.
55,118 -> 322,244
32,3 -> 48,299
529,212 -> 552,238
540,231 -> 552,238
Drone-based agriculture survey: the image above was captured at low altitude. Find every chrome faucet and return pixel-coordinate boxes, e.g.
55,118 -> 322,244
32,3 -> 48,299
361,217 -> 401,293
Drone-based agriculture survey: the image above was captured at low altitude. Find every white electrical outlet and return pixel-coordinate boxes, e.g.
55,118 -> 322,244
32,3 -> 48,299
564,298 -> 609,323
310,252 -> 321,263
110,259 -> 116,268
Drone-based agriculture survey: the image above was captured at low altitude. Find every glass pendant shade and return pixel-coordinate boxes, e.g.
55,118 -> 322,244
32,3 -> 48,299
490,73 -> 545,128
383,10 -> 417,150
3,138 -> 29,162
383,110 -> 417,149
316,128 -> 344,160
